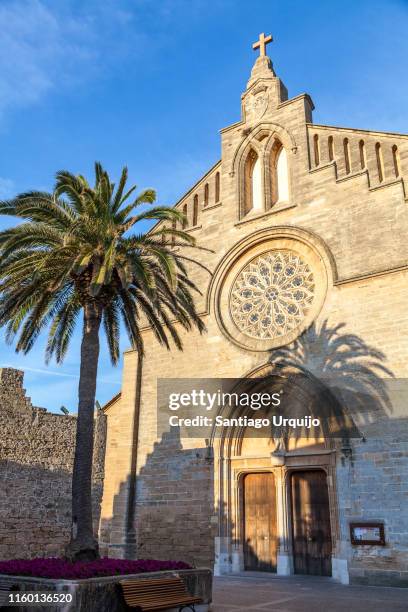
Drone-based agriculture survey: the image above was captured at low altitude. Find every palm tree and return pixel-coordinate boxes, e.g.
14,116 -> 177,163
0,163 -> 206,560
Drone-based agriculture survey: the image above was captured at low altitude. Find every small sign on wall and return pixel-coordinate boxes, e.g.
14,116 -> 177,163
350,522 -> 385,546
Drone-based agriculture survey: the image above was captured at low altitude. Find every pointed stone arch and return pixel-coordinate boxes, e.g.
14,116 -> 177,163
232,123 -> 297,219
210,363 -> 342,577
231,121 -> 298,176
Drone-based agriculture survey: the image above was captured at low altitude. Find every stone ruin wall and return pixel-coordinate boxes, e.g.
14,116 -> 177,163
0,368 -> 106,560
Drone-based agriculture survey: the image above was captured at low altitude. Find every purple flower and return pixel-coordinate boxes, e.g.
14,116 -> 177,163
0,558 -> 191,579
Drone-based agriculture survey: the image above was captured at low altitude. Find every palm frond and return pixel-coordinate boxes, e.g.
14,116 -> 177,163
0,162 -> 208,363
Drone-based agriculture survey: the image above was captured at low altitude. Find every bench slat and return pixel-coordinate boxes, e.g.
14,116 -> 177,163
122,586 -> 186,593
123,585 -> 187,592
119,576 -> 202,611
126,597 -> 197,605
122,578 -> 180,584
123,595 -> 200,603
124,595 -> 189,600
125,597 -> 201,604
124,594 -> 199,600
122,590 -> 186,597
123,588 -> 188,596
125,601 -> 201,612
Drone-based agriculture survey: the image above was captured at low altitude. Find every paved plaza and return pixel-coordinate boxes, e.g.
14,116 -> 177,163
212,573 -> 408,611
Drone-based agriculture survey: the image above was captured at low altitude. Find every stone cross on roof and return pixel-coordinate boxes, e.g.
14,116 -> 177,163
252,32 -> 273,57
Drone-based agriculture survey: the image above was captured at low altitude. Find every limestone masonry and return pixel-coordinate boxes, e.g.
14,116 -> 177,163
0,368 -> 106,560
101,38 -> 408,587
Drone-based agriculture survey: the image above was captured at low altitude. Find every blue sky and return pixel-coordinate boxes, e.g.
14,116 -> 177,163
0,0 -> 407,412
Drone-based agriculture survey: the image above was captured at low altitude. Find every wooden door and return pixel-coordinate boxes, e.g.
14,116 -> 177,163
243,472 -> 277,571
291,470 -> 332,576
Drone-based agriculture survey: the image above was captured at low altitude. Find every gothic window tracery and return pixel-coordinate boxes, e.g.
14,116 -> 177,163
230,250 -> 315,340
241,136 -> 290,218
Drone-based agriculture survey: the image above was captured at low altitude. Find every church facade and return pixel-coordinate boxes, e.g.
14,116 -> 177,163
100,36 -> 408,587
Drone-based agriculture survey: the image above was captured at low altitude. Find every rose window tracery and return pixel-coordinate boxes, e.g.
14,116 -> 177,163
230,251 -> 315,340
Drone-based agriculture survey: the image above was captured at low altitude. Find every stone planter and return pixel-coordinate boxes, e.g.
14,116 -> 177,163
0,568 -> 212,612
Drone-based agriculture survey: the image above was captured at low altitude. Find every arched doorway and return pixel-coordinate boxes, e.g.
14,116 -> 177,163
211,364 -> 341,578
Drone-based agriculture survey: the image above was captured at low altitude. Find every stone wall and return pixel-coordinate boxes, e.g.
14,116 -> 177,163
337,418 -> 408,587
134,430 -> 215,568
99,426 -> 215,567
0,368 -> 106,560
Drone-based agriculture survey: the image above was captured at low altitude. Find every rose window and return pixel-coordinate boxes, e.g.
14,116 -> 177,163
230,251 -> 315,340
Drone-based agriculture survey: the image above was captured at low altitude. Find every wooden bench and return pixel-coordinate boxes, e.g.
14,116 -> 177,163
119,576 -> 202,611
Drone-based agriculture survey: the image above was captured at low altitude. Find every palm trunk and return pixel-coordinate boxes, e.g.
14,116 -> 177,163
67,301 -> 102,561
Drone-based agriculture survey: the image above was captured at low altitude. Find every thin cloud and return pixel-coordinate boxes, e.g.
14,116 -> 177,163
0,0 -> 139,118
0,0 -> 231,120
0,1 -> 83,114
1,364 -> 121,385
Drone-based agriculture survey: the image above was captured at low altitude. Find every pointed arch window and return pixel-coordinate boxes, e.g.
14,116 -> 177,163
359,140 -> 366,169
270,143 -> 289,205
328,136 -> 334,161
375,142 -> 384,183
215,171 -> 220,202
204,183 -> 209,206
193,194 -> 198,226
343,138 -> 351,174
276,147 -> 289,202
313,134 -> 320,166
244,149 -> 263,215
392,145 -> 400,178
182,203 -> 188,229
251,157 -> 263,211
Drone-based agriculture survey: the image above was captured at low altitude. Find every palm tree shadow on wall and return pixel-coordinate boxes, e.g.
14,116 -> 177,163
267,320 -> 394,455
100,321 -> 397,570
100,426 -> 216,568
